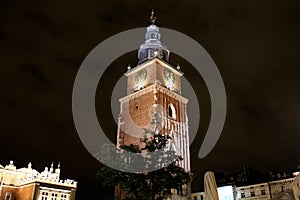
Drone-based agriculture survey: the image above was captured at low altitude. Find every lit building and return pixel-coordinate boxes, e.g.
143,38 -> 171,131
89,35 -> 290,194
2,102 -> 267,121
235,183 -> 270,199
192,185 -> 235,200
192,176 -> 299,200
268,178 -> 294,199
0,160 -> 77,200
115,11 -> 191,199
191,191 -> 205,200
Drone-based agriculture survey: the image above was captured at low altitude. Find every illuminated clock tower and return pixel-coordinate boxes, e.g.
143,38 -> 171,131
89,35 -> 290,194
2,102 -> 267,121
116,13 -> 190,174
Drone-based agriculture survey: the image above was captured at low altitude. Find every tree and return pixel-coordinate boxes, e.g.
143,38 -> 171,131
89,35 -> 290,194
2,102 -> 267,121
96,130 -> 192,200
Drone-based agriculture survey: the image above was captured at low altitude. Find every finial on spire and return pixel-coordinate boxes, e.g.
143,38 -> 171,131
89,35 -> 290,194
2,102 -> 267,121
149,9 -> 156,24
138,9 -> 170,63
127,64 -> 131,71
50,162 -> 54,173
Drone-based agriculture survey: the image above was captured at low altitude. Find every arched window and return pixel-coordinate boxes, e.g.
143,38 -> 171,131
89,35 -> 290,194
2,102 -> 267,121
5,192 -> 12,200
168,103 -> 176,119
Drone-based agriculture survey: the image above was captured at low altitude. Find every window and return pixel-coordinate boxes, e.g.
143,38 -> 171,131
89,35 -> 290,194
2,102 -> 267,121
41,192 -> 48,200
51,193 -> 58,200
261,189 -> 266,195
241,193 -> 245,198
251,191 -> 255,197
5,192 -> 12,200
168,104 -> 176,119
61,194 -> 68,200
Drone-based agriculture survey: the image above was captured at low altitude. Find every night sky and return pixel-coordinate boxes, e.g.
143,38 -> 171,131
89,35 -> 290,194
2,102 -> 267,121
1,0 -> 300,199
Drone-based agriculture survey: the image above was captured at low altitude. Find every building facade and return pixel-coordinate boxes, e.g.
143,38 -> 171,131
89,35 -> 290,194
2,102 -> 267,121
0,161 -> 77,200
235,183 -> 270,200
192,176 -> 300,200
115,13 -> 191,199
268,178 -> 295,199
191,191 -> 205,200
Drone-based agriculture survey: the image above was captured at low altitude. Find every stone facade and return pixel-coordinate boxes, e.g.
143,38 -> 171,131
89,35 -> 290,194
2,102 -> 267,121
236,183 -> 270,200
192,174 -> 300,200
117,59 -> 190,172
0,161 -> 77,200
125,59 -> 182,95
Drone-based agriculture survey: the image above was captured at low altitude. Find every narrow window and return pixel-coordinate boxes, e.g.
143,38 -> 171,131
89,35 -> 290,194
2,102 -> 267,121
241,193 -> 245,198
168,103 -> 176,119
51,193 -> 58,200
5,193 -> 12,200
61,194 -> 68,200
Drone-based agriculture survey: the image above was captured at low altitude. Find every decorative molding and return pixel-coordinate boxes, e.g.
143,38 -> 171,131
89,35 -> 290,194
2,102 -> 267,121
119,83 -> 188,104
125,58 -> 183,77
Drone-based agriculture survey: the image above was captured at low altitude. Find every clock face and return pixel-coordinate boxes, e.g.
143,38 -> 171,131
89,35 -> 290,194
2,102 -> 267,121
164,69 -> 175,84
135,69 -> 147,84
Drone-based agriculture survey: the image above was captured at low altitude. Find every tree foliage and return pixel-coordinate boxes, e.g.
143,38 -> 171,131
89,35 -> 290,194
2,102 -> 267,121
96,131 -> 192,200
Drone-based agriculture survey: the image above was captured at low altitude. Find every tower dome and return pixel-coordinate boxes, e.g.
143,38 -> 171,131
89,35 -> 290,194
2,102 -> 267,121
138,10 -> 170,63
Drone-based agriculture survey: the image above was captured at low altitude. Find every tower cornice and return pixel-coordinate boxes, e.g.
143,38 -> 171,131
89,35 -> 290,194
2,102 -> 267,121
125,58 -> 183,77
119,82 -> 188,104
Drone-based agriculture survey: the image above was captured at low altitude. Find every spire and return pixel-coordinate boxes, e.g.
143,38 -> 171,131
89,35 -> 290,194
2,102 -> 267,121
127,64 -> 131,71
28,162 -> 32,169
149,9 -> 156,24
50,162 -> 54,173
55,162 -> 61,177
138,10 -> 170,64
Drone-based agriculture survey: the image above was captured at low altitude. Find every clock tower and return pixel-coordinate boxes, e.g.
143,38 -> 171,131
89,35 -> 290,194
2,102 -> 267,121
116,13 -> 190,174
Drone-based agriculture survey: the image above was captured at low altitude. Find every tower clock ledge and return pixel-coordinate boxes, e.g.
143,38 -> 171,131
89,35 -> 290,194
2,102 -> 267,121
125,58 -> 184,95
125,58 -> 183,77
